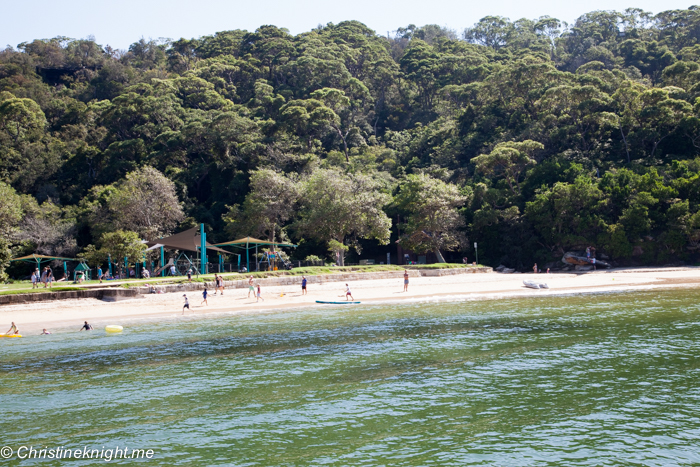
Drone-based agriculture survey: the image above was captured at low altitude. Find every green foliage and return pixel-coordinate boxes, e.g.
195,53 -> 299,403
5,9 -> 700,274
295,168 -> 392,265
394,173 -> 468,261
79,230 -> 146,273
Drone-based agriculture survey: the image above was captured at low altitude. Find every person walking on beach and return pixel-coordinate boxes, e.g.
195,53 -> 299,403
182,294 -> 190,314
248,276 -> 255,298
201,288 -> 208,306
97,266 -> 103,284
256,284 -> 264,302
5,322 -> 19,335
79,321 -> 93,331
345,284 -> 354,301
31,269 -> 39,289
403,269 -> 409,292
301,276 -> 307,295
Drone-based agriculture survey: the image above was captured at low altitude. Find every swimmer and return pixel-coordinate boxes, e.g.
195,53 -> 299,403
41,329 -> 51,335
79,321 -> 93,331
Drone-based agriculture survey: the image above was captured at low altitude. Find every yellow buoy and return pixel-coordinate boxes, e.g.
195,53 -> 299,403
0,334 -> 22,338
105,325 -> 123,333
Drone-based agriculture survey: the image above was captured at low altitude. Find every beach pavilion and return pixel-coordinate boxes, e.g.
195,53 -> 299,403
212,237 -> 297,272
10,254 -> 76,279
145,226 -> 232,276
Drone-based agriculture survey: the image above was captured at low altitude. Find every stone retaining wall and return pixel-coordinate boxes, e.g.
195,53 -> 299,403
0,288 -> 143,306
417,267 -> 493,277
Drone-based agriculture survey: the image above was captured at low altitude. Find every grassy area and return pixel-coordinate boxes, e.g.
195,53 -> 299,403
404,263 -> 484,269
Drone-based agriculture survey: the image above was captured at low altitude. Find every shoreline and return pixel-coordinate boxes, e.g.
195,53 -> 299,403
4,267 -> 700,334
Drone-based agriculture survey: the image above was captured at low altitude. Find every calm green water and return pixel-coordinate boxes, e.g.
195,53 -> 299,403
2,290 -> 700,466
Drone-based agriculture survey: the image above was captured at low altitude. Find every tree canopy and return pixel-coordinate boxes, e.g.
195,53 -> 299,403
6,8 -> 700,276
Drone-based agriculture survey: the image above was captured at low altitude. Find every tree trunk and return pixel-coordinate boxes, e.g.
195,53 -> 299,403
434,249 -> 446,263
619,124 -> 630,163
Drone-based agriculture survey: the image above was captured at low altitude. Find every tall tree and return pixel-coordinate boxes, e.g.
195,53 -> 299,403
394,173 -> 468,263
295,168 -> 391,265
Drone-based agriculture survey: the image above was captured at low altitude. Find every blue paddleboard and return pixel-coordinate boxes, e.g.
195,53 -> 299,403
316,301 -> 361,304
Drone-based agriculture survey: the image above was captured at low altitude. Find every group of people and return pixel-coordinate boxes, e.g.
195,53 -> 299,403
182,274 -> 227,313
4,321 -> 94,336
178,270 -> 417,311
31,267 -> 54,288
247,276 -> 264,302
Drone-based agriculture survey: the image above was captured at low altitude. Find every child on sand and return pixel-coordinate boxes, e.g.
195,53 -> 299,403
182,294 -> 190,314
301,276 -> 307,295
345,284 -> 354,301
403,270 -> 409,292
256,284 -> 264,302
201,288 -> 208,306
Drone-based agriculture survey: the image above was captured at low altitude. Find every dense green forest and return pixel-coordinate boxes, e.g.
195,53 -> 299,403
4,7 -> 700,277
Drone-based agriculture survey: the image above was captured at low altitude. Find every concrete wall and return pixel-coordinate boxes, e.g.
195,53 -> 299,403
0,288 -> 143,306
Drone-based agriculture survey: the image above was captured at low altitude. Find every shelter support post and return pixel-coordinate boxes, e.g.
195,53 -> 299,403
200,223 -> 207,275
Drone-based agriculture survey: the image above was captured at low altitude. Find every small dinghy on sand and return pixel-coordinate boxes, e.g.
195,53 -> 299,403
523,280 -> 549,289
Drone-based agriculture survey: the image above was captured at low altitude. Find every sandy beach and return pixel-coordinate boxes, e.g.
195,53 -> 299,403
3,267 -> 700,334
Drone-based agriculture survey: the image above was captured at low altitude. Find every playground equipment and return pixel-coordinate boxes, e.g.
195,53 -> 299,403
73,260 -> 91,282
